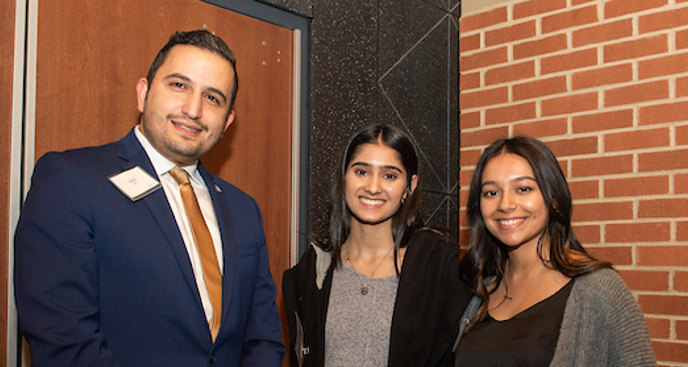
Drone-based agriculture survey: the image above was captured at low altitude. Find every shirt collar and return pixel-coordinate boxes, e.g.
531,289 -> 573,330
134,125 -> 202,184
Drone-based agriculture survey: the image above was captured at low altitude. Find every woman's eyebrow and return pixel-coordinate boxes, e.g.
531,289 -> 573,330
350,162 -> 403,173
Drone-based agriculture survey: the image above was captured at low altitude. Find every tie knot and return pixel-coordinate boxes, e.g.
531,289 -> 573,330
169,166 -> 190,186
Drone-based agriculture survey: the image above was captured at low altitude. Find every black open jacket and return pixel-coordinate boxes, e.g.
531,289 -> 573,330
283,229 -> 473,367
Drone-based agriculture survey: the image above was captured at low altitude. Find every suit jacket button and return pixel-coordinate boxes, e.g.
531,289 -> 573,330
210,354 -> 217,364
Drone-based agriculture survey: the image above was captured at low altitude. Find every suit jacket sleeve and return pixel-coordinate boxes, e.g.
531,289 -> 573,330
14,152 -> 121,367
237,200 -> 285,367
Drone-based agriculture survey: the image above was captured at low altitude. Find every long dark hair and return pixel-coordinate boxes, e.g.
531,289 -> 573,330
460,136 -> 611,323
323,124 -> 424,273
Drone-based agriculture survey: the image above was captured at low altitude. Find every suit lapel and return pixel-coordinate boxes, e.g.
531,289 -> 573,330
198,163 -> 236,327
117,129 -> 205,311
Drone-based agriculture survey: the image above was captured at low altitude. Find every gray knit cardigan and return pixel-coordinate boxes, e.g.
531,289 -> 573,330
455,268 -> 657,367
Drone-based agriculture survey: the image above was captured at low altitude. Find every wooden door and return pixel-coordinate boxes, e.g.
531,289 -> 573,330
33,0 -> 293,360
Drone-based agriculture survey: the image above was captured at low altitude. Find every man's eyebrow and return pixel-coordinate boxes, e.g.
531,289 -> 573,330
163,73 -> 228,104
164,73 -> 191,82
206,87 -> 227,104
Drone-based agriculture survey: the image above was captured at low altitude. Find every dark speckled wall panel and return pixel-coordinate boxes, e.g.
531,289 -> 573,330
259,0 -> 460,240
309,0 -> 381,237
379,3 -> 460,237
259,0 -> 312,16
425,0 -> 462,17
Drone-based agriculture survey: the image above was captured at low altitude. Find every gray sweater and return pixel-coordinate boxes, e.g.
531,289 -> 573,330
456,268 -> 657,366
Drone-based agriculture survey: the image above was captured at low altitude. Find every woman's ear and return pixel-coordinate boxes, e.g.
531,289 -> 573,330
406,175 -> 419,198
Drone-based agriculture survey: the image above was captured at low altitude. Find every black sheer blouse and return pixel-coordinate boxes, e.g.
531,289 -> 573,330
455,279 -> 574,367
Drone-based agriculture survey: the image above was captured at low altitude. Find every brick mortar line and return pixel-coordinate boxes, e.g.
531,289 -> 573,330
462,69 -> 688,93
461,34 -> 688,66
615,266 -> 688,271
458,154 -> 685,163
459,95 -> 688,115
593,243 -> 668,248
579,219 -> 683,225
459,27 -> 688,58
459,124 -> 688,139
645,315 -> 688,321
631,290 -> 688,296
461,72 -> 688,94
565,173 -> 688,182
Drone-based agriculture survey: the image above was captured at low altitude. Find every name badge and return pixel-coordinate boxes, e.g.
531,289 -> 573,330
109,166 -> 161,201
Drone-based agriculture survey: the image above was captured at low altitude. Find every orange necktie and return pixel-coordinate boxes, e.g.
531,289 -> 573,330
169,166 -> 222,341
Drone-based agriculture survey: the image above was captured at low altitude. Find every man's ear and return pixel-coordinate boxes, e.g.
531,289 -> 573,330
223,110 -> 235,132
136,78 -> 149,113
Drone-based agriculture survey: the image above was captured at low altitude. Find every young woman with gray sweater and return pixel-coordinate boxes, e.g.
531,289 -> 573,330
453,136 -> 656,366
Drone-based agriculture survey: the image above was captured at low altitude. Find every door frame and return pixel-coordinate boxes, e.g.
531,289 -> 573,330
9,0 -> 37,365
203,0 -> 311,264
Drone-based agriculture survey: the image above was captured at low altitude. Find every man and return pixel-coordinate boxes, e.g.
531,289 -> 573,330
14,30 -> 285,367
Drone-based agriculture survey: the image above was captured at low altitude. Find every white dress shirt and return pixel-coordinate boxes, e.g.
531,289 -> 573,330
135,126 -> 223,325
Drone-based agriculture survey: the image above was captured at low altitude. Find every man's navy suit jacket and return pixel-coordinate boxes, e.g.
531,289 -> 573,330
14,129 -> 285,367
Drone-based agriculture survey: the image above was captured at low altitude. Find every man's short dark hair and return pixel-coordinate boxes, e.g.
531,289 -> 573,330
146,30 -> 239,111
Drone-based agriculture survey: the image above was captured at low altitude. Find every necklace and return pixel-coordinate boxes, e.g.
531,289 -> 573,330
501,280 -> 514,301
488,281 -> 514,311
345,246 -> 394,295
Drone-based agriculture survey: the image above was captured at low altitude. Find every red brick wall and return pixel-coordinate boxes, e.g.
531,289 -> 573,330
459,0 -> 688,364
